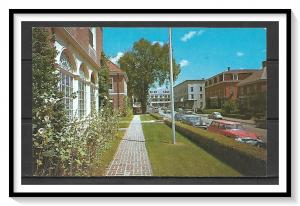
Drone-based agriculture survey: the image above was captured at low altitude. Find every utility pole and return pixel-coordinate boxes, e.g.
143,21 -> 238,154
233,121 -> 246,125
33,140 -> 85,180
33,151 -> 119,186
169,28 -> 176,144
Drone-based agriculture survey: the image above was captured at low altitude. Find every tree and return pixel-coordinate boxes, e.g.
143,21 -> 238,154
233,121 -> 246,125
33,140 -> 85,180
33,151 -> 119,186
32,27 -> 67,133
32,27 -> 67,175
119,39 -> 180,113
98,52 -> 110,107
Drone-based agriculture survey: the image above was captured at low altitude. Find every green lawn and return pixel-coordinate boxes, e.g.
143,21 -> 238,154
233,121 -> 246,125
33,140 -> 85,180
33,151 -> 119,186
140,114 -> 157,121
119,115 -> 134,128
92,130 -> 125,176
142,123 -> 240,176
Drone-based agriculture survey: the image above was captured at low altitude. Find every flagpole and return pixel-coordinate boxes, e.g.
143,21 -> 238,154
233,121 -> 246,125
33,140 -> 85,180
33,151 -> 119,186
169,28 -> 176,144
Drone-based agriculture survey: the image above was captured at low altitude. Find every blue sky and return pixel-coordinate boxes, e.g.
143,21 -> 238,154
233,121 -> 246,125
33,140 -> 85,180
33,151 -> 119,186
103,28 -> 266,86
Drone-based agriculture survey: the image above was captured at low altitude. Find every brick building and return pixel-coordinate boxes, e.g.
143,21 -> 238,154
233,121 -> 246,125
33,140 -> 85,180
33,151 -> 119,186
174,80 -> 206,110
205,68 -> 258,109
52,27 -> 103,119
107,60 -> 128,113
237,65 -> 267,113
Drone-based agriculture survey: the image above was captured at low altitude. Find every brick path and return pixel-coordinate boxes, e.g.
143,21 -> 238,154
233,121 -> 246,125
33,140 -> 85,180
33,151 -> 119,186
106,115 -> 152,176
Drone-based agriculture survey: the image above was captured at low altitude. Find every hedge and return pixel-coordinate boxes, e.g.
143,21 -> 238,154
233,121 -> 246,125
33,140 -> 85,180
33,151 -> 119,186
223,113 -> 251,120
150,113 -> 164,120
201,108 -> 224,114
164,119 -> 266,176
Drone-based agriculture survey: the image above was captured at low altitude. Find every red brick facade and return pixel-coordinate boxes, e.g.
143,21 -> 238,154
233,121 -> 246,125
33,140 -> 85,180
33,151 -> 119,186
107,61 -> 128,113
205,69 -> 257,108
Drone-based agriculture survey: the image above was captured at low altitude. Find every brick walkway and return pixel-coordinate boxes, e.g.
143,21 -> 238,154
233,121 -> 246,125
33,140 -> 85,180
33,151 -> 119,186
106,115 -> 152,176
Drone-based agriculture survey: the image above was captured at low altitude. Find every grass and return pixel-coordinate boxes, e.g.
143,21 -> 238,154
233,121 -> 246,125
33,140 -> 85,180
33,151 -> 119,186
92,130 -> 125,176
140,114 -> 157,121
119,115 -> 134,128
142,122 -> 240,177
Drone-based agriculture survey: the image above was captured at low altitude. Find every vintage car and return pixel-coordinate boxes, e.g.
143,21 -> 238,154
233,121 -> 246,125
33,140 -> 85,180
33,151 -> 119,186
208,112 -> 223,119
207,120 -> 257,138
181,115 -> 207,129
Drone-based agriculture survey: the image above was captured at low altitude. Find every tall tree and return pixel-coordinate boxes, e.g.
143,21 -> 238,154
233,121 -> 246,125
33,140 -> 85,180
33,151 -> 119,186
119,39 -> 180,113
32,27 -> 67,133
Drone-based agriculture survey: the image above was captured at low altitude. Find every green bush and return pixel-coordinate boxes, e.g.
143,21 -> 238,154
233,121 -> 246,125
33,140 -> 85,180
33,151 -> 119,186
150,113 -> 164,120
201,108 -> 224,114
164,119 -> 266,176
223,113 -> 251,120
33,106 -> 119,176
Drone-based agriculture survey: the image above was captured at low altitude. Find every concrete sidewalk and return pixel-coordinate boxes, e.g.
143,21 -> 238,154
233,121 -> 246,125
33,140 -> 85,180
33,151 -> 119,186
106,115 -> 152,176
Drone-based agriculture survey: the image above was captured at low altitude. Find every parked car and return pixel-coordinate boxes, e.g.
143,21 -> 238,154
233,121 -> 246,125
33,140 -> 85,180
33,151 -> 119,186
175,112 -> 184,121
208,120 -> 256,138
207,120 -> 264,147
235,137 -> 266,148
208,112 -> 223,119
181,115 -> 207,129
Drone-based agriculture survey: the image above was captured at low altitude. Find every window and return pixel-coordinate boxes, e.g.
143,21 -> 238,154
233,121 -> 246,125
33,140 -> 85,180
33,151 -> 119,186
89,29 -> 93,48
233,74 -> 238,80
60,73 -> 73,120
78,81 -> 86,118
78,69 -> 86,118
89,27 -> 96,50
190,94 -> 194,99
190,87 -> 194,92
200,86 -> 202,91
60,52 -> 74,120
90,86 -> 96,112
109,78 -> 113,91
200,94 -> 203,99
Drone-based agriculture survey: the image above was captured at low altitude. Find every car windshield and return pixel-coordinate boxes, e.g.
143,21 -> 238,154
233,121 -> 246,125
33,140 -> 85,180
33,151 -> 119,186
225,124 -> 243,130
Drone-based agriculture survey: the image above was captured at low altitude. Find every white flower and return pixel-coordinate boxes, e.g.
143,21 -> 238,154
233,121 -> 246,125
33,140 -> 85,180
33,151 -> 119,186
38,128 -> 45,134
104,96 -> 108,100
101,109 -> 104,112
49,98 -> 55,103
44,116 -> 50,122
44,99 -> 48,103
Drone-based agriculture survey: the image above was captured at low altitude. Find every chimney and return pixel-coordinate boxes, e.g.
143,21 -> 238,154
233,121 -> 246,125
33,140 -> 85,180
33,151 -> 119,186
227,66 -> 230,71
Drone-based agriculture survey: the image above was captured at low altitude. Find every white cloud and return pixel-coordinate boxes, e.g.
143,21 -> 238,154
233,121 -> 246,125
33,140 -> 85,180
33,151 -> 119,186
109,52 -> 124,64
236,51 -> 245,57
179,59 -> 189,67
197,30 -> 205,36
152,41 -> 164,46
181,31 -> 197,42
181,30 -> 205,42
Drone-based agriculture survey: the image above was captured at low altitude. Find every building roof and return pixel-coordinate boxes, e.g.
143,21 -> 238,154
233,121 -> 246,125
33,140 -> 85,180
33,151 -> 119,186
174,79 -> 205,88
106,60 -> 128,82
237,67 -> 267,87
206,69 -> 259,81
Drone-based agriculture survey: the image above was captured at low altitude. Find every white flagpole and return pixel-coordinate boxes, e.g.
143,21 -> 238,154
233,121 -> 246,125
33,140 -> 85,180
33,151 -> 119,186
169,28 -> 176,144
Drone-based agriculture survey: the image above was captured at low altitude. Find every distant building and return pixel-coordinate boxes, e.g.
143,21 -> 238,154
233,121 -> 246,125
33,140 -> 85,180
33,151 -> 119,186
53,27 -> 103,119
106,60 -> 128,113
148,87 -> 170,108
237,63 -> 267,113
205,68 -> 258,109
174,80 -> 206,110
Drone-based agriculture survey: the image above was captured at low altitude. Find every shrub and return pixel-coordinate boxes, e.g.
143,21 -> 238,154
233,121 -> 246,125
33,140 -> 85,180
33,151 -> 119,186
150,113 -> 164,120
223,113 -> 251,120
201,108 -> 224,114
164,119 -> 266,176
33,106 -> 119,176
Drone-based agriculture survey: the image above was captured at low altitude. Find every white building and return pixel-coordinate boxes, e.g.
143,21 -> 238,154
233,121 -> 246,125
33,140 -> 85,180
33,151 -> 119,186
148,87 -> 171,108
174,80 -> 206,110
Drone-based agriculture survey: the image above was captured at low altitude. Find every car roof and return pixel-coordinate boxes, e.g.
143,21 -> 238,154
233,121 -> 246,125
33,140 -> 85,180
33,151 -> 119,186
184,115 -> 200,117
212,120 -> 241,125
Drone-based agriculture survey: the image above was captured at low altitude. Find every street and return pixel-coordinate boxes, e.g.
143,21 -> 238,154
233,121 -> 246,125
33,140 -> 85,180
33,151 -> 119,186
158,109 -> 267,143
